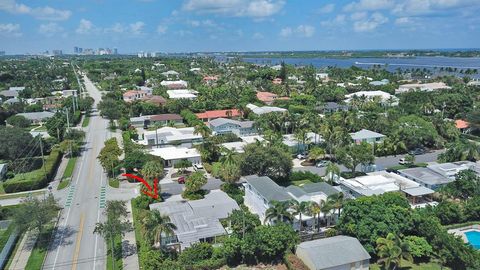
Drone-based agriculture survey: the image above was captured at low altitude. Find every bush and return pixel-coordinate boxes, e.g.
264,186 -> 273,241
174,159 -> 192,169
284,253 -> 309,270
221,183 -> 244,205
4,148 -> 62,193
289,171 -> 323,183
178,242 -> 213,266
340,171 -> 366,179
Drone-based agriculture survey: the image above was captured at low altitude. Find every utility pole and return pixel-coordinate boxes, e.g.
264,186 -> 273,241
39,135 -> 46,178
65,109 -> 73,157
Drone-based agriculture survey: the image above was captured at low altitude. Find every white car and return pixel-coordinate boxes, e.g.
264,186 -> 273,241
193,164 -> 204,171
297,154 -> 307,160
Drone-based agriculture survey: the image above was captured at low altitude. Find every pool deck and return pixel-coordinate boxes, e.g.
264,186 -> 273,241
447,224 -> 480,243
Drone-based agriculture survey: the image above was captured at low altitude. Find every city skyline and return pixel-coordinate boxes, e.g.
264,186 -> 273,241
1,0 -> 480,54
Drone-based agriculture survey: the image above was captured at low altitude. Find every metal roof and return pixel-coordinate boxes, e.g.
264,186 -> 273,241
350,129 -> 385,140
296,236 -> 371,269
242,175 -> 291,202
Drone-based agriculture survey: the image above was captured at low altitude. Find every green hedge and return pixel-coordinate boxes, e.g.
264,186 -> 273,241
3,148 -> 62,193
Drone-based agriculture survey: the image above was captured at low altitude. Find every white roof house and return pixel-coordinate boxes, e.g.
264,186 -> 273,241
140,126 -> 202,147
339,171 -> 435,207
149,147 -> 201,167
246,103 -> 287,115
161,70 -> 180,77
149,190 -> 240,250
167,89 -> 198,99
160,80 -> 188,88
396,82 -> 451,94
350,129 -> 386,144
345,90 -> 394,102
17,111 -> 55,123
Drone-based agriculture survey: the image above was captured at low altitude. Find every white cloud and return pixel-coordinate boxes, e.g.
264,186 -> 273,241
296,25 -> 315,37
182,0 -> 285,18
350,11 -> 367,20
280,25 -> 315,38
0,23 -> 22,37
38,22 -> 63,37
318,3 -> 335,14
279,27 -> 293,37
392,0 -> 480,17
0,0 -> 71,21
107,23 -> 125,33
76,19 -> 94,34
344,0 -> 394,12
129,21 -> 145,35
252,32 -> 264,39
320,14 -> 346,27
353,12 -> 389,32
157,25 -> 168,34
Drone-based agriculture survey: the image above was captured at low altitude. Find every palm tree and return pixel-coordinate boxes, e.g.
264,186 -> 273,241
141,210 -> 177,248
319,199 -> 333,228
141,160 -> 164,195
264,200 -> 293,225
220,146 -> 236,166
327,193 -> 345,223
290,200 -> 310,232
194,122 -> 212,138
376,233 -> 413,270
309,201 -> 321,232
325,162 -> 340,184
308,147 -> 325,162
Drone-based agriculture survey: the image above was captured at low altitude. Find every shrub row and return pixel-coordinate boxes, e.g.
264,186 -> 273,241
4,148 -> 62,193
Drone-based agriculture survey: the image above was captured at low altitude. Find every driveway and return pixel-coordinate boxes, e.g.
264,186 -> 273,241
160,177 -> 223,198
293,149 -> 445,176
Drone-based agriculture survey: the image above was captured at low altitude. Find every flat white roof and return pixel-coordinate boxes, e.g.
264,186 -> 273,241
149,147 -> 200,161
167,89 -> 198,99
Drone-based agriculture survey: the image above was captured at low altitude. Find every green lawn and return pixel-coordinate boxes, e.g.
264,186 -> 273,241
0,190 -> 46,200
106,234 -> 123,270
58,157 -> 77,190
25,225 -> 55,270
292,180 -> 314,187
4,231 -> 23,270
82,115 -> 90,127
0,223 -> 15,250
108,178 -> 120,188
371,261 -> 449,270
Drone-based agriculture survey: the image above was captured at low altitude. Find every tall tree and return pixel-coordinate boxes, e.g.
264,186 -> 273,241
264,200 -> 293,224
337,142 -> 375,175
140,209 -> 177,247
376,233 -> 413,270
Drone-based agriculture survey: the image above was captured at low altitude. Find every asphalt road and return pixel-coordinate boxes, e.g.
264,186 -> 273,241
293,149 -> 445,175
43,74 -> 109,270
161,177 -> 223,197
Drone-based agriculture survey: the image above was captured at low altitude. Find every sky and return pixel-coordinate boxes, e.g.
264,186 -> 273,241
0,0 -> 480,54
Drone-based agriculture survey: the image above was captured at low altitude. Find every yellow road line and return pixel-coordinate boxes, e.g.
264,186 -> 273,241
71,212 -> 85,270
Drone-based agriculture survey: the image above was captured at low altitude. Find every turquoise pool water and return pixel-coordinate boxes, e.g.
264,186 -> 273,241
465,231 -> 480,249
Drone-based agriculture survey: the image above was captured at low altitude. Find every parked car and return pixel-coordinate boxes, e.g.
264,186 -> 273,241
409,148 -> 425,155
316,160 -> 329,167
398,158 -> 408,165
177,176 -> 185,184
193,164 -> 204,171
297,153 -> 307,159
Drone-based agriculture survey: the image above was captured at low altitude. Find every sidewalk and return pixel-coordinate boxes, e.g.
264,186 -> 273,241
122,201 -> 139,270
8,230 -> 37,270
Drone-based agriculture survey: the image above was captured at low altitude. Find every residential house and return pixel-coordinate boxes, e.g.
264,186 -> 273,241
316,102 -> 350,114
345,91 -> 397,105
395,82 -> 451,94
139,126 -> 202,148
17,111 -> 55,124
130,114 -> 182,128
350,129 -> 385,144
141,95 -> 167,106
195,109 -> 241,122
149,146 -> 201,167
338,171 -> 436,208
208,118 -> 257,136
316,73 -> 329,81
167,89 -> 198,100
137,86 -> 153,95
243,175 -> 341,230
3,98 -> 20,105
0,163 -> 7,180
62,89 -> 77,97
256,91 -> 289,105
296,236 -> 371,270
160,80 -> 188,90
398,161 -> 479,190
369,79 -> 390,86
161,70 -> 180,79
203,76 -> 218,85
149,190 -> 240,250
246,104 -> 287,115
282,133 -> 322,154
455,119 -> 470,134
0,90 -> 20,99
123,90 -> 149,102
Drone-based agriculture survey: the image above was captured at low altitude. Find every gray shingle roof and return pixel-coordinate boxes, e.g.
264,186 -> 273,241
301,182 -> 339,197
296,236 -> 371,269
208,118 -> 254,128
243,175 -> 292,202
398,167 -> 453,186
17,111 -> 54,121
350,129 -> 385,140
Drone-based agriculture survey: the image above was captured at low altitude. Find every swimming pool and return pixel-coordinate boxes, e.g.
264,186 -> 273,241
465,231 -> 480,249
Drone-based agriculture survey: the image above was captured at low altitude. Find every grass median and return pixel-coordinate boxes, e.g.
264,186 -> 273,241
82,115 -> 90,127
57,157 -> 77,190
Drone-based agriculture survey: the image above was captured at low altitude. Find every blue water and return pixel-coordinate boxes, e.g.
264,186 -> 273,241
234,56 -> 480,78
465,231 -> 480,249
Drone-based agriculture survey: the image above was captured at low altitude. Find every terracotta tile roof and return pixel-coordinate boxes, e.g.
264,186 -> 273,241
195,109 -> 241,120
256,91 -> 278,103
123,90 -> 146,97
455,119 -> 469,129
141,95 -> 166,105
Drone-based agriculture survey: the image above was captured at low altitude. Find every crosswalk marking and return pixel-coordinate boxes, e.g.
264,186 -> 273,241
99,186 -> 106,208
64,184 -> 76,207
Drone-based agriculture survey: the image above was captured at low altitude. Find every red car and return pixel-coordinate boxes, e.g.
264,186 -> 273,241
177,176 -> 185,184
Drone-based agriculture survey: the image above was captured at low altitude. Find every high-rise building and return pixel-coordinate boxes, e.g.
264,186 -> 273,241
74,47 -> 79,54
52,50 -> 62,56
113,48 -> 118,55
78,47 -> 83,53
